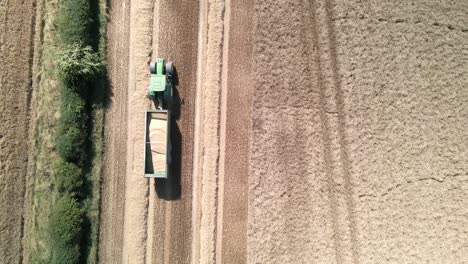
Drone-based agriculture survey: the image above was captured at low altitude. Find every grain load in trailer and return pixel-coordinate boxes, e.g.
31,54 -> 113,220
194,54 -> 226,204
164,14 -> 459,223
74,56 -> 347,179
145,110 -> 171,177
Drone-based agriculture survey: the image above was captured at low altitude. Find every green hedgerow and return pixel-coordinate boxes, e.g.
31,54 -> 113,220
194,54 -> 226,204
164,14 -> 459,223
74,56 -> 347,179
60,87 -> 87,126
54,159 -> 83,195
49,195 -> 82,264
57,126 -> 85,163
49,195 -> 83,245
56,0 -> 92,46
58,44 -> 103,83
49,244 -> 80,264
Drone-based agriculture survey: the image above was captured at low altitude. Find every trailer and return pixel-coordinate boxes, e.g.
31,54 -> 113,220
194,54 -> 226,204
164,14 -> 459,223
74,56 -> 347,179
144,109 -> 171,178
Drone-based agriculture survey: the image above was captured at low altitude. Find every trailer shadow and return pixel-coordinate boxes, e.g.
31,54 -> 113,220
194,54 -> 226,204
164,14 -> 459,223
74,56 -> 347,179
154,67 -> 182,200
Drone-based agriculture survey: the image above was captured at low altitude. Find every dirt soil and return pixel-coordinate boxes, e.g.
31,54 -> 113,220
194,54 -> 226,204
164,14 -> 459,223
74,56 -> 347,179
0,0 -> 36,263
99,0 -> 468,263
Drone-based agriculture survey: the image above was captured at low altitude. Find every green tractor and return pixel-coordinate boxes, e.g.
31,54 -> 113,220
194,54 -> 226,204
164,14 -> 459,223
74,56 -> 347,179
144,58 -> 174,179
148,58 -> 174,109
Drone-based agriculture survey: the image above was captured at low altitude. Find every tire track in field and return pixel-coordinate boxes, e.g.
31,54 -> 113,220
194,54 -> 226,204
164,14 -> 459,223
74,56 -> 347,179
98,0 -> 130,263
323,1 -> 359,262
216,0 -> 254,263
308,0 -> 359,262
191,0 -> 227,263
148,1 -> 199,263
119,0 -> 154,262
247,0 -> 360,262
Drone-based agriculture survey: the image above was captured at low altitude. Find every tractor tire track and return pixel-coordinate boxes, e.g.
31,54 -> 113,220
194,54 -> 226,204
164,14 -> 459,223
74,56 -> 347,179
247,0 -> 359,262
216,0 -> 254,263
307,0 -> 359,262
148,0 -> 199,263
98,0 -> 131,263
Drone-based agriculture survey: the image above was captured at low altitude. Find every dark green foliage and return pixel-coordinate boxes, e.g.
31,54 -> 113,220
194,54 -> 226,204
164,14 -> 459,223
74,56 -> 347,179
56,0 -> 92,46
54,160 -> 83,195
57,82 -> 87,162
49,195 -> 83,245
59,106 -> 86,131
49,195 -> 82,264
57,126 -> 85,163
60,85 -> 87,126
51,0 -> 104,262
49,244 -> 80,264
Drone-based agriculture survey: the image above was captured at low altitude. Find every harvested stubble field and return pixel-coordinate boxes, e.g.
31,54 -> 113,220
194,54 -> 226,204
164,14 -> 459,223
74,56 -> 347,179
0,0 -> 467,263
100,0 -> 468,263
0,0 -> 36,262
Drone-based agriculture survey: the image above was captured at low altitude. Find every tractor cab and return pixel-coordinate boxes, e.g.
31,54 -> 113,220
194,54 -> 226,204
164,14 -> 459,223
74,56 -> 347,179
148,58 -> 174,108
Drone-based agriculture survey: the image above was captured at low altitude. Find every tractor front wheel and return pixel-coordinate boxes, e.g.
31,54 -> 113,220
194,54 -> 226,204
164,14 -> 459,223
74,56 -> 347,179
165,61 -> 174,77
149,62 -> 156,74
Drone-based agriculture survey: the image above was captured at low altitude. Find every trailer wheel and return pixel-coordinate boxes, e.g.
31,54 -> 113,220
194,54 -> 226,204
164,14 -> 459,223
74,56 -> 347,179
150,62 -> 156,74
165,61 -> 174,77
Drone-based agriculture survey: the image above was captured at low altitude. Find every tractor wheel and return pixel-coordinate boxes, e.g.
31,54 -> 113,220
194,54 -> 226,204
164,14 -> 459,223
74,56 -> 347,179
149,62 -> 156,74
165,61 -> 174,77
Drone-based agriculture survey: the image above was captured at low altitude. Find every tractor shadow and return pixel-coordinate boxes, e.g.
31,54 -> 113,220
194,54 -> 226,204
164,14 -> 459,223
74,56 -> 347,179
154,66 -> 182,200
